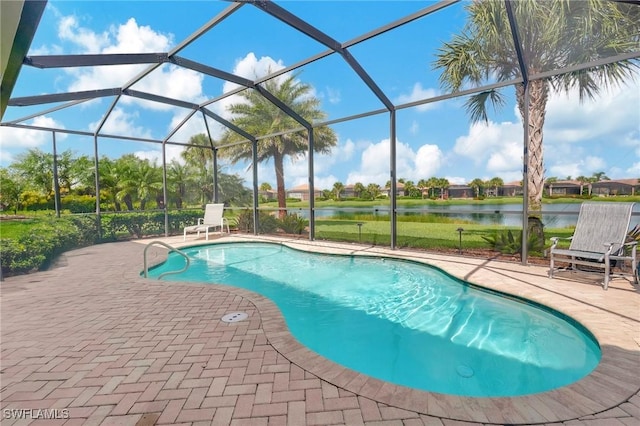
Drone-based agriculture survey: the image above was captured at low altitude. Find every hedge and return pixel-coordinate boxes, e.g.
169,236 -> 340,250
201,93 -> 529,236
1,210 -> 206,275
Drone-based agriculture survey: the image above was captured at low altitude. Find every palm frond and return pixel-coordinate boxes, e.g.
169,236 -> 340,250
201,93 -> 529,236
464,90 -> 506,123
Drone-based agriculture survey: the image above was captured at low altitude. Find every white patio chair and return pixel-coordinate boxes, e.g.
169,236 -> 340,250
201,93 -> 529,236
183,203 -> 230,241
549,202 -> 637,290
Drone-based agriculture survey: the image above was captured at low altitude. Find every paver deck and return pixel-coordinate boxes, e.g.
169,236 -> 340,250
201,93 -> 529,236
1,234 -> 639,425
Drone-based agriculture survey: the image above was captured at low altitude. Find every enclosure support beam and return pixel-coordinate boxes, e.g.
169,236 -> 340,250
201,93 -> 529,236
505,0 -> 530,265
211,149 -> 219,205
390,111 -> 397,250
93,135 -> 101,240
161,142 -> 169,237
52,131 -> 61,218
201,111 -> 218,204
308,129 -> 315,241
252,140 -> 259,235
521,83 -> 530,264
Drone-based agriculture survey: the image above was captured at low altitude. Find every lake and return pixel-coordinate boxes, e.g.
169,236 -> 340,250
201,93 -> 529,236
287,202 -> 640,228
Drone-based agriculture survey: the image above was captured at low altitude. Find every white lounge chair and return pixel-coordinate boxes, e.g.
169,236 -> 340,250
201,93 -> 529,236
549,202 -> 637,290
183,203 -> 230,241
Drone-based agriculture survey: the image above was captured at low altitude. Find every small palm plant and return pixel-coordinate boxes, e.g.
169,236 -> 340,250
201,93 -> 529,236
482,229 -> 544,256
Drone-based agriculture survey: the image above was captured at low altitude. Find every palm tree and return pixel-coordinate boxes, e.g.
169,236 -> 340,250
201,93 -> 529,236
437,177 -> 450,200
545,176 -> 558,197
182,133 -> 216,205
259,182 -> 272,192
118,158 -> 162,210
469,178 -> 485,198
219,72 -> 337,217
592,171 -> 610,182
182,133 -> 214,170
434,1 -> 639,213
366,183 -> 381,200
417,179 -> 428,198
113,154 -> 139,210
576,175 -> 589,196
403,180 -> 415,197
332,181 -> 344,201
353,182 -> 365,198
488,177 -> 504,197
166,160 -> 192,209
426,176 -> 440,198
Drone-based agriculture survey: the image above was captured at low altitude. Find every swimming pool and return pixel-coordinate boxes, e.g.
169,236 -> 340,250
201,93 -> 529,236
146,242 -> 601,397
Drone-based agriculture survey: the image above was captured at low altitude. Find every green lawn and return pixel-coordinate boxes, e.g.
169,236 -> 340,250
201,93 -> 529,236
315,218 -> 574,251
0,218 -> 41,239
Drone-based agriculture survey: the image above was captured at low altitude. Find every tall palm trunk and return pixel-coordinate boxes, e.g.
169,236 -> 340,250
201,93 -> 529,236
516,79 -> 549,214
273,149 -> 287,219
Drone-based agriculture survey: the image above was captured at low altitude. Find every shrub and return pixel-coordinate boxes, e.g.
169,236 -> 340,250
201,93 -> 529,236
278,213 -> 308,234
235,210 -> 279,234
61,194 -> 96,213
482,229 -> 544,255
1,216 -> 97,274
100,210 -> 203,240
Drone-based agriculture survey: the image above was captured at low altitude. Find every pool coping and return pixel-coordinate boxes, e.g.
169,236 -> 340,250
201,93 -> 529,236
164,234 -> 640,424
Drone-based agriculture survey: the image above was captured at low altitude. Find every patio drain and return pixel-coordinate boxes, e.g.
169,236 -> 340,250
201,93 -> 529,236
221,312 -> 248,323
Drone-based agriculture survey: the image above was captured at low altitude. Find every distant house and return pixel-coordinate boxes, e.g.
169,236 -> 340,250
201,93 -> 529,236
448,184 -> 473,199
286,184 -> 323,201
591,179 -> 639,196
545,180 -> 581,196
259,189 -> 277,200
342,184 -> 357,198
384,182 -> 404,197
502,181 -> 523,196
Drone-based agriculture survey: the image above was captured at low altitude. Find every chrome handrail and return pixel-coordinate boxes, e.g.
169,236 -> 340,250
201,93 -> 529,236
143,240 -> 190,279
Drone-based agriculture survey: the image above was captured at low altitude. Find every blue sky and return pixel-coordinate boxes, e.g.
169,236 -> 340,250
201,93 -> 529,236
1,1 -> 639,190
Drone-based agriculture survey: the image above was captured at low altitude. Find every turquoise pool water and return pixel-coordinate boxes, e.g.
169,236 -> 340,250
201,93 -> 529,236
146,242 -> 600,397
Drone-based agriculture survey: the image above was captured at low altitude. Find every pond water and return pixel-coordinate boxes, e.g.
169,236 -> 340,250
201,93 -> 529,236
289,202 -> 640,228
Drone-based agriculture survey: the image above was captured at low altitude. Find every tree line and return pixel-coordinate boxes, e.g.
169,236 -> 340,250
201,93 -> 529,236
316,177 -> 506,201
0,148 -> 251,213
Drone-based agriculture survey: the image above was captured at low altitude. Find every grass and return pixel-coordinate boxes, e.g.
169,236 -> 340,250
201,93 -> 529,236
0,218 -> 42,239
0,198 -> 590,253
315,218 -> 574,251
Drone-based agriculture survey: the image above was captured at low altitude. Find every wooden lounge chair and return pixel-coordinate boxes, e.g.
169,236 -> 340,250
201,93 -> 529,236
548,202 -> 637,290
183,203 -> 229,241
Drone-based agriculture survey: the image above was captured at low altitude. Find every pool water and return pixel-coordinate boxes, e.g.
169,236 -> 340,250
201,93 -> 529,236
146,242 -> 601,397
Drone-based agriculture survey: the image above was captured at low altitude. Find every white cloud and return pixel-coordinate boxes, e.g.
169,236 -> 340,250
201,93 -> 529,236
325,87 -> 341,104
486,141 -> 522,173
166,110 -> 210,143
88,108 -> 152,139
627,163 -> 640,175
217,53 -> 290,121
58,15 -> 110,53
446,176 -> 469,185
409,121 -> 419,135
543,76 -> 640,179
346,138 -> 443,185
283,138 -> 355,189
453,120 -> 522,173
395,83 -> 439,112
132,144 -> 183,165
414,144 -> 444,177
0,116 -> 66,149
545,78 -> 640,144
447,73 -> 640,182
548,156 -> 607,180
60,17 -> 205,112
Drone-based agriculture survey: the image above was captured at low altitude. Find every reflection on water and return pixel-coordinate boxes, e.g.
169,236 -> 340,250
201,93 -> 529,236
289,202 -> 640,228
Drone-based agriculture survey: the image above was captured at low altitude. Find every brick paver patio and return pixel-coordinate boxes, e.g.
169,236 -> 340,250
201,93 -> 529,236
1,236 -> 639,425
